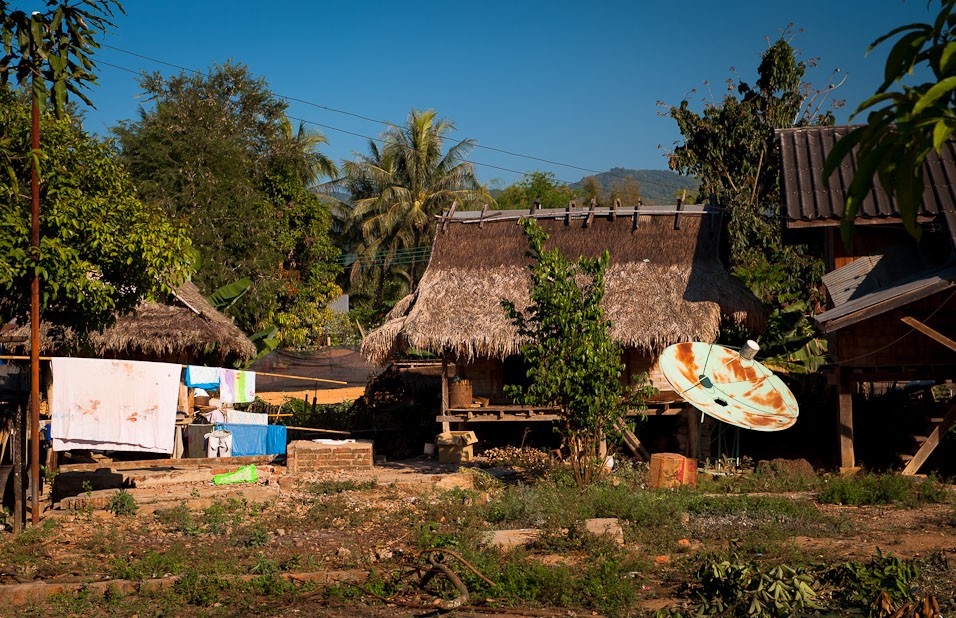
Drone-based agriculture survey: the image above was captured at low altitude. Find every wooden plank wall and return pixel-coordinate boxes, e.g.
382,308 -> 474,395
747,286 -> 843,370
835,290 -> 956,368
458,350 -> 675,404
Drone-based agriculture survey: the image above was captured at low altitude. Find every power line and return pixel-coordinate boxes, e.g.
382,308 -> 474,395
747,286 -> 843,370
92,57 -> 662,203
95,44 -> 696,197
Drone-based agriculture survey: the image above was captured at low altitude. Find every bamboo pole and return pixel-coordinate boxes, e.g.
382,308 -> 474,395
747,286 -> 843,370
280,426 -> 350,434
0,358 -> 348,386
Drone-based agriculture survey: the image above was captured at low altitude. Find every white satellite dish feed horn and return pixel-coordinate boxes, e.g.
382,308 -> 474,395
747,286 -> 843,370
658,341 -> 799,432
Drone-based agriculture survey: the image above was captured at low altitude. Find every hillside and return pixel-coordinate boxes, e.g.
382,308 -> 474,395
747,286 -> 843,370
571,167 -> 699,205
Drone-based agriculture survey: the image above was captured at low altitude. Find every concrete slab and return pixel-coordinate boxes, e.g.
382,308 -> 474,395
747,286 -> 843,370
481,529 -> 541,549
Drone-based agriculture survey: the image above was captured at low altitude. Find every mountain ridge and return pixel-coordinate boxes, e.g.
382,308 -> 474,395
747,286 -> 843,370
570,167 -> 699,205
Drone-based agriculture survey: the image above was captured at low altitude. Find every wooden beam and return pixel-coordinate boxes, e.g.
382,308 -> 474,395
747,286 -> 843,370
902,400 -> 956,475
478,204 -> 488,229
901,315 -> 956,353
440,356 -> 450,433
837,369 -> 855,471
674,190 -> 686,230
441,201 -> 458,233
585,198 -> 596,227
614,419 -> 650,461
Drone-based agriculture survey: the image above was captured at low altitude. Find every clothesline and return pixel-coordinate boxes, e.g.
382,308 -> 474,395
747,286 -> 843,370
0,356 -> 347,386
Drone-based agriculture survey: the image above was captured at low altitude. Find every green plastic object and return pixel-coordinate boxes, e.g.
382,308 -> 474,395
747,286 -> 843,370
213,464 -> 259,486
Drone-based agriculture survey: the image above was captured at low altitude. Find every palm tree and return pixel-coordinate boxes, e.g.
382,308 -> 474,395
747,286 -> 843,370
273,116 -> 337,188
332,109 -> 489,312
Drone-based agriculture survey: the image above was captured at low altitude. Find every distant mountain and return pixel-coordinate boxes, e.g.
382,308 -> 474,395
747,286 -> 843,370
570,168 -> 699,205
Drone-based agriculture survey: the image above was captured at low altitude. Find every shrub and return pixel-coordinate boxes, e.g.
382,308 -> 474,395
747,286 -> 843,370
818,473 -> 951,507
107,490 -> 138,517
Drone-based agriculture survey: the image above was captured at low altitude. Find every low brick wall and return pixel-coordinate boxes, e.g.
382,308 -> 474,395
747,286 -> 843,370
286,440 -> 373,474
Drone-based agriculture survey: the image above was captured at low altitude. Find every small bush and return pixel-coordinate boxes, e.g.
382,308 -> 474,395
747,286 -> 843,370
658,554 -> 821,617
154,503 -> 201,535
234,523 -> 269,548
825,550 -> 919,609
107,490 -> 138,517
173,569 -> 227,607
109,547 -> 188,580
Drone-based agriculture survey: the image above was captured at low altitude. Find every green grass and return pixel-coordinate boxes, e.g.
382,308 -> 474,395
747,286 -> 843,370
306,479 -> 377,495
818,473 -> 953,507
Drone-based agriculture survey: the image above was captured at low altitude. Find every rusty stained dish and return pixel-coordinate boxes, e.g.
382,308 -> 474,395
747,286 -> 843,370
658,342 -> 799,432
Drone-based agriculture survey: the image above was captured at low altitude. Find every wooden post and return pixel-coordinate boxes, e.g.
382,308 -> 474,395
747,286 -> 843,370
585,198 -> 596,227
686,409 -> 700,459
440,355 -> 450,433
611,198 -> 619,221
11,401 -> 24,533
441,200 -> 458,233
837,369 -> 856,473
478,204 -> 488,228
674,190 -> 686,230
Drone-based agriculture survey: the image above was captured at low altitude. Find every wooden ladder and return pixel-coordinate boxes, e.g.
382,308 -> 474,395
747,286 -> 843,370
900,400 -> 956,475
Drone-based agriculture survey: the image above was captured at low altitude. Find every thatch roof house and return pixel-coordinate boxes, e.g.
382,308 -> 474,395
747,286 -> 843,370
363,204 -> 765,426
2,281 -> 255,366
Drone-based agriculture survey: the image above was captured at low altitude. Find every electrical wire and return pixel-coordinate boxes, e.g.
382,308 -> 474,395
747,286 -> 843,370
95,58 -> 658,202
94,44 -> 696,197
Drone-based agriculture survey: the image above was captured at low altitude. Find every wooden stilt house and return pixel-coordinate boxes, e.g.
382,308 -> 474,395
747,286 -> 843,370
362,203 -> 766,454
777,126 -> 956,473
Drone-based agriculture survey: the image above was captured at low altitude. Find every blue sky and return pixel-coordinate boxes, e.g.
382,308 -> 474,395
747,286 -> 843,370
69,0 -> 937,188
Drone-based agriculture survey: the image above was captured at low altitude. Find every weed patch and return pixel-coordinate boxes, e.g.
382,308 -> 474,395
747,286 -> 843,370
108,546 -> 189,580
818,473 -> 952,507
307,479 -> 377,495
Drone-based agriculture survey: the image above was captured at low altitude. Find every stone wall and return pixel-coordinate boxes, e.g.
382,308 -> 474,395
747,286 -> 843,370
286,440 -> 373,474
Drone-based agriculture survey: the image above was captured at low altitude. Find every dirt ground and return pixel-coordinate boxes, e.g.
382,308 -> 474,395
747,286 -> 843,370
255,386 -> 366,406
3,460 -> 956,617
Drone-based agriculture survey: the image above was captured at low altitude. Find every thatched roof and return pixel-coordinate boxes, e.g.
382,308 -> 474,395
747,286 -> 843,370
2,281 -> 256,365
362,206 -> 766,364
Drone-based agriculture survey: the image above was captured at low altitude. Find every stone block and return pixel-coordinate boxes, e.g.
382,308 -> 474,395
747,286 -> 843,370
584,517 -> 625,545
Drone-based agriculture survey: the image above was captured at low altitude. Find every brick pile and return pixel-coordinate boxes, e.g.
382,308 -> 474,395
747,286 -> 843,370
286,440 -> 373,474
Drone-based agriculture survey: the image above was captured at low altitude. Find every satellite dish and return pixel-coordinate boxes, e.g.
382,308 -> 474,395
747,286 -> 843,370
658,341 -> 799,432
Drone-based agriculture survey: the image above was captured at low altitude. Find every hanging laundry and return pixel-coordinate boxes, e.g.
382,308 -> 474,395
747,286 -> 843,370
225,409 -> 268,425
50,357 -> 181,453
184,365 -> 220,389
218,368 -> 256,404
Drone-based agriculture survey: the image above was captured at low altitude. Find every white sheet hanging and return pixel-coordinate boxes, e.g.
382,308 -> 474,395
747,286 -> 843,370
50,357 -> 181,453
225,409 -> 268,425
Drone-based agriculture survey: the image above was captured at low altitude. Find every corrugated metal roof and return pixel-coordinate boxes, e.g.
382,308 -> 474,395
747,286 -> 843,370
776,126 -> 956,227
822,244 -> 928,307
814,262 -> 956,333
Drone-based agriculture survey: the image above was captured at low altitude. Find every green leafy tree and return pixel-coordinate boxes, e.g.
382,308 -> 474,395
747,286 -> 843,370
494,171 -> 578,210
0,86 -> 193,334
503,220 -> 649,488
334,109 -> 488,317
824,0 -> 956,243
666,37 -> 835,372
114,62 -> 342,343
